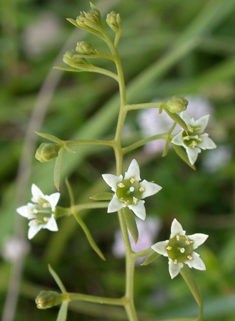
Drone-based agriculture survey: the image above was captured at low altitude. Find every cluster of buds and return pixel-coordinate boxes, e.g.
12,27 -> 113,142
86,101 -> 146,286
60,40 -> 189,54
75,3 -> 103,33
106,11 -> 121,33
76,41 -> 96,55
63,51 -> 92,70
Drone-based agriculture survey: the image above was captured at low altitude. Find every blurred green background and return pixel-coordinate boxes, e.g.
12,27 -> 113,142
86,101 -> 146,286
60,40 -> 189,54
1,0 -> 235,320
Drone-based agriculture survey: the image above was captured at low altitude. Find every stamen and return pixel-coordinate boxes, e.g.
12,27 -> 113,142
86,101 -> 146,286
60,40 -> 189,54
186,240 -> 191,245
130,178 -> 135,183
139,186 -> 145,192
198,137 -> 203,142
174,259 -> 178,265
188,125 -> 194,133
187,255 -> 193,261
43,217 -> 48,222
166,246 -> 172,250
124,201 -> 129,206
133,197 -> 138,204
129,187 -> 135,192
36,199 -> 40,203
118,183 -> 125,188
33,219 -> 38,224
183,136 -> 190,141
190,141 -> 198,148
180,248 -> 185,253
43,203 -> 48,208
176,235 -> 180,241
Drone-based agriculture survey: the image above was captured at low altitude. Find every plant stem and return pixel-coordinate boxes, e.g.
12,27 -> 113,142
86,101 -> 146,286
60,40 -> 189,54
69,293 -> 125,305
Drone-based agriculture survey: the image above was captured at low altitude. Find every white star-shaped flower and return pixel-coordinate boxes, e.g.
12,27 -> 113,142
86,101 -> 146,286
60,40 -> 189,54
171,113 -> 216,165
102,159 -> 162,220
17,184 -> 60,239
151,219 -> 208,279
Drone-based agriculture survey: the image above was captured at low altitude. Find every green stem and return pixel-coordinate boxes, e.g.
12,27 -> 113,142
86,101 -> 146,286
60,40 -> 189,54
126,102 -> 163,111
132,248 -> 154,259
123,134 -> 168,154
69,293 -> 125,306
88,66 -> 119,81
66,139 -> 114,148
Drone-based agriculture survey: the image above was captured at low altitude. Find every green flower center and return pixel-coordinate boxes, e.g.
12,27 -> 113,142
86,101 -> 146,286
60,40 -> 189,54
166,235 -> 194,264
116,178 -> 144,206
31,199 -> 52,225
182,125 -> 203,148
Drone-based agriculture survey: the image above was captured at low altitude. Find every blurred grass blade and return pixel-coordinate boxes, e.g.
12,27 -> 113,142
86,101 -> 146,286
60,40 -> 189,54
122,207 -> 138,244
48,265 -> 67,293
54,148 -> 65,191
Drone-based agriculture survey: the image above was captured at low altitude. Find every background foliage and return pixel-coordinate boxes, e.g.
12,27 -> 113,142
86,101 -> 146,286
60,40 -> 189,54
0,0 -> 235,320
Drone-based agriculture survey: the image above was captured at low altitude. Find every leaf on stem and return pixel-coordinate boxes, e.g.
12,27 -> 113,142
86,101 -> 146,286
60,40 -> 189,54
56,301 -> 69,321
54,147 -> 65,191
162,105 -> 188,133
122,207 -> 138,244
48,265 -> 67,294
90,192 -> 113,201
180,265 -> 202,307
35,131 -> 64,145
162,140 -> 169,157
54,66 -> 84,72
141,251 -> 160,266
171,144 -> 196,170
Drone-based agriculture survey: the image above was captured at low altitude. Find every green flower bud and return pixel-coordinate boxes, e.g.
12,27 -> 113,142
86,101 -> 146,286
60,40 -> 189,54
76,41 -> 96,55
166,96 -> 188,113
76,3 -> 102,32
35,143 -> 60,163
63,51 -> 92,70
106,11 -> 121,32
35,291 -> 65,309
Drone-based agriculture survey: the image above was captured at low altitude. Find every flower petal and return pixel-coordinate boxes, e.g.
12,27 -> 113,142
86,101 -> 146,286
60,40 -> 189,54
151,240 -> 169,257
188,233 -> 208,249
194,114 -> 210,133
28,221 -> 43,239
107,194 -> 124,213
186,146 -> 200,165
31,184 -> 44,203
180,112 -> 192,126
168,259 -> 183,279
124,159 -> 140,181
171,132 -> 184,146
47,193 -> 60,211
17,204 -> 36,219
102,174 -> 123,192
141,180 -> 162,199
128,200 -> 146,220
185,252 -> 206,270
198,134 -> 216,150
45,215 -> 58,232
170,219 -> 185,238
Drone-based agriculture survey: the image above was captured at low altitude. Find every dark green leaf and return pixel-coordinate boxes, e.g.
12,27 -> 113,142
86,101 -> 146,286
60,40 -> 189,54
122,207 -> 138,244
48,265 -> 67,294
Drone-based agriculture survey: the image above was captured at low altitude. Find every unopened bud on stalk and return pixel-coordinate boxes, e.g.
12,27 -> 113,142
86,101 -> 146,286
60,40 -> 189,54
63,51 -> 92,69
106,11 -> 121,32
35,291 -> 65,309
35,143 -> 60,163
76,41 -> 96,55
166,96 -> 188,113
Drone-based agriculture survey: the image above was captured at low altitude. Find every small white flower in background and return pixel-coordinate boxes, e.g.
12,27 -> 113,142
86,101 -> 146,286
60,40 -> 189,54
102,159 -> 162,220
113,217 -> 162,261
17,184 -> 60,239
137,96 -> 213,154
1,236 -> 30,263
172,112 -> 216,165
152,219 -> 208,279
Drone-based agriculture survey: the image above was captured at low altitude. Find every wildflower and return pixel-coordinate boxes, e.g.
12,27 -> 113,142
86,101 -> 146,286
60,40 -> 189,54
152,219 -> 208,279
17,184 -> 60,239
171,113 -> 216,164
102,159 -> 162,220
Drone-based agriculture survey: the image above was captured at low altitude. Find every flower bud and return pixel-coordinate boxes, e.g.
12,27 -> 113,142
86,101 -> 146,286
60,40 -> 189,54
166,96 -> 188,113
63,51 -> 91,69
106,11 -> 121,32
76,3 -> 102,32
35,291 -> 64,309
76,41 -> 96,55
35,143 -> 60,163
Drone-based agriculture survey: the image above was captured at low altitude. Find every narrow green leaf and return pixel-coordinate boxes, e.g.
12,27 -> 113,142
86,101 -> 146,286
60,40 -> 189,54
35,131 -> 63,144
171,144 -> 196,170
162,140 -> 169,157
180,265 -> 202,307
48,265 -> 67,294
141,251 -> 160,266
53,66 -> 83,72
162,105 -> 188,133
122,207 -> 138,244
73,211 -> 105,261
54,148 -> 65,191
66,18 -> 79,27
56,301 -> 69,321
90,192 -> 113,201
